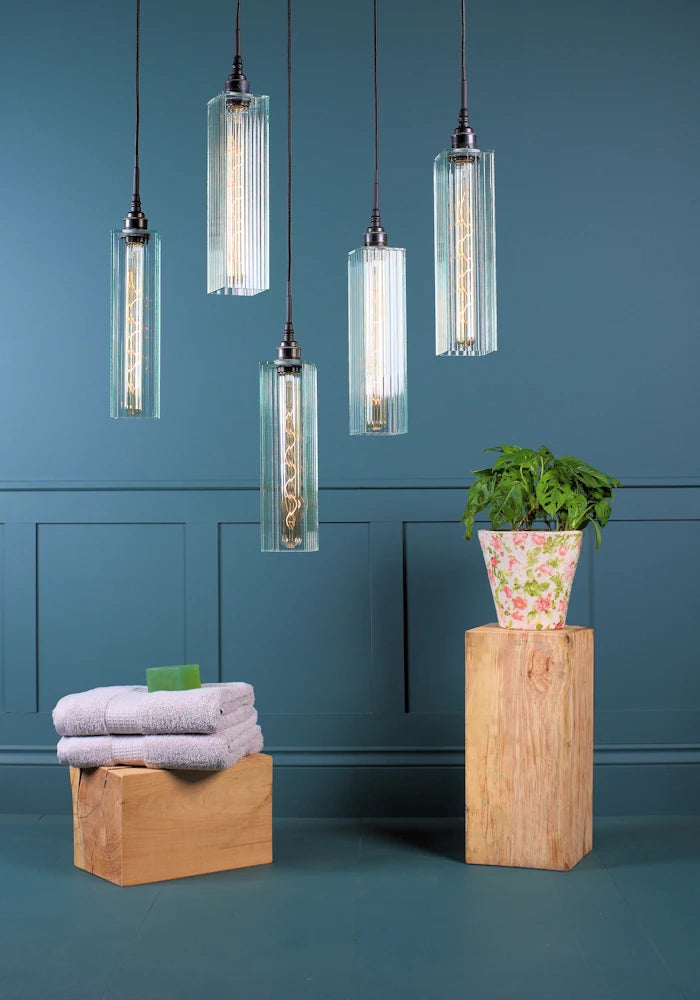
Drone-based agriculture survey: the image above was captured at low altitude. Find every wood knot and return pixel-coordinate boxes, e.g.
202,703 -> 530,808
527,650 -> 552,693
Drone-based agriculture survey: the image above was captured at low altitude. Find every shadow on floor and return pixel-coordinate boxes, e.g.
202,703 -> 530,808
362,818 -> 465,863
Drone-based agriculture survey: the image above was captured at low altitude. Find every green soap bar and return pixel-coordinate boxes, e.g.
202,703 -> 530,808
146,665 -> 201,692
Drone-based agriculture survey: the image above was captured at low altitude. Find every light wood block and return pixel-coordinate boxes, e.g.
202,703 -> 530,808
70,753 -> 272,886
465,625 -> 593,871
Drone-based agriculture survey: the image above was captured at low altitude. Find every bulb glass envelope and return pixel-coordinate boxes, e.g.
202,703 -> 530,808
207,91 -> 269,295
348,245 -> 407,435
260,360 -> 318,552
434,148 -> 496,356
110,229 -> 161,419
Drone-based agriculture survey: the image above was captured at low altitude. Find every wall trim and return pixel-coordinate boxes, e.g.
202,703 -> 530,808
0,478 -> 697,492
3,744 -> 699,768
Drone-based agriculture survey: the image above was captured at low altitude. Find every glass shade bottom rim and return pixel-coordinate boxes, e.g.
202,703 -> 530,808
436,347 -> 497,357
210,286 -> 268,296
261,542 -> 320,553
349,427 -> 408,436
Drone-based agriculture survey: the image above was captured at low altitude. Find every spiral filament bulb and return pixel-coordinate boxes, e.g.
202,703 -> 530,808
453,157 -> 476,351
279,373 -> 303,549
124,241 -> 145,415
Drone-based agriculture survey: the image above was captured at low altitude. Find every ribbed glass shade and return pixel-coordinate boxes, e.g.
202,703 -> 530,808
207,91 -> 269,295
110,229 -> 161,419
434,148 -> 496,357
348,245 -> 407,435
260,360 -> 318,552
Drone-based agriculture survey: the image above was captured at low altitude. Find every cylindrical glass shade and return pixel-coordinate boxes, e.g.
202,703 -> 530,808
348,245 -> 407,435
207,91 -> 269,295
434,148 -> 496,356
110,229 -> 161,419
260,360 -> 318,552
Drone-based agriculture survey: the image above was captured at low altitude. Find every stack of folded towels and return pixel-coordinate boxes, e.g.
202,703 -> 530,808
52,682 -> 263,770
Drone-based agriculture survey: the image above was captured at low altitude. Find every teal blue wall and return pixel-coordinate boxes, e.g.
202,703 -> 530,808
1,0 -> 698,814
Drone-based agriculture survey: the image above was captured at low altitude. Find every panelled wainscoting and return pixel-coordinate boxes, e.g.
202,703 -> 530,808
1,483 -> 698,815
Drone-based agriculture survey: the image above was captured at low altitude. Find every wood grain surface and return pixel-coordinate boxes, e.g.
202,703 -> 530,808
465,625 -> 593,871
71,753 -> 273,885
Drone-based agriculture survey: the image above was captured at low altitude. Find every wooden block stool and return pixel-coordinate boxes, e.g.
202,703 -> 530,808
465,625 -> 593,871
70,753 -> 272,886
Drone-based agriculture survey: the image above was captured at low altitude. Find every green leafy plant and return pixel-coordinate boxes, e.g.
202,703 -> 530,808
461,445 -> 621,548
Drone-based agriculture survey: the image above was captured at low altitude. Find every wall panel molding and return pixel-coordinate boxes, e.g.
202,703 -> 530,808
2,523 -> 37,713
0,483 -> 697,813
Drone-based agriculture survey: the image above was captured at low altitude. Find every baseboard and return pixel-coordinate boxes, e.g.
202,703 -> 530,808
1,745 -> 698,816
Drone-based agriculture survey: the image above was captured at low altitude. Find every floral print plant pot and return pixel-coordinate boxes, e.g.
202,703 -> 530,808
478,530 -> 583,630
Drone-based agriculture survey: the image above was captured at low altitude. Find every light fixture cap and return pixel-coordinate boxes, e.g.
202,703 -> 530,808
226,54 -> 250,94
123,193 -> 149,233
276,321 -> 302,370
364,209 -> 388,247
452,108 -> 478,150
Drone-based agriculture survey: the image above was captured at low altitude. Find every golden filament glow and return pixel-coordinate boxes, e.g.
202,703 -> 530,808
279,374 -> 303,549
225,102 -> 247,287
123,242 -> 145,415
364,257 -> 387,432
454,159 -> 475,350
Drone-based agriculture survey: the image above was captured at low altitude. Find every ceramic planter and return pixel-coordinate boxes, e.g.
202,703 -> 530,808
478,530 -> 583,630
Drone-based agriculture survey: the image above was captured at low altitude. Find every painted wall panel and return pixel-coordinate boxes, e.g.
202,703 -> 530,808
593,521 -> 700,716
0,487 -> 696,813
219,522 -> 374,716
36,524 -> 186,710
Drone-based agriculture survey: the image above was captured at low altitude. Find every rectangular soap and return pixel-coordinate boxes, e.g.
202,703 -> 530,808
146,664 -> 201,692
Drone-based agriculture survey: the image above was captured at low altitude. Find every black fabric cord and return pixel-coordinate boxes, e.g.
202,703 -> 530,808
235,0 -> 241,61
372,0 -> 379,216
286,0 -> 293,326
132,0 -> 141,202
460,0 -> 468,112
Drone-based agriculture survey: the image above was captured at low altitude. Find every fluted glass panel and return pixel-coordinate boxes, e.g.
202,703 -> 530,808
110,230 -> 160,419
207,91 -> 269,295
434,148 -> 496,356
260,361 -> 318,552
348,245 -> 407,435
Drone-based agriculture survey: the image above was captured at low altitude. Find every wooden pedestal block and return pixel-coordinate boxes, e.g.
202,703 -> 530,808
70,753 -> 272,886
465,625 -> 593,871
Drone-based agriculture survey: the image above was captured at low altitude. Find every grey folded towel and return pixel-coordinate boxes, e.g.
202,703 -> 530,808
57,718 -> 263,771
52,682 -> 255,737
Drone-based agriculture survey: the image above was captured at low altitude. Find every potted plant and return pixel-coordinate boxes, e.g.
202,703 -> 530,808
462,445 -> 620,630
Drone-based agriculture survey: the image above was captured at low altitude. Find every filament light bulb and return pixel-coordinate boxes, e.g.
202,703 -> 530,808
278,371 -> 303,549
260,360 -> 318,552
110,229 -> 160,419
124,240 -> 145,415
364,256 -> 387,432
434,147 -> 497,357
224,98 -> 248,288
348,245 -> 407,436
453,155 -> 476,350
207,91 -> 269,295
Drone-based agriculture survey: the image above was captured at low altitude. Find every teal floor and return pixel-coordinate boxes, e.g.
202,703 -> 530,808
0,815 -> 698,1000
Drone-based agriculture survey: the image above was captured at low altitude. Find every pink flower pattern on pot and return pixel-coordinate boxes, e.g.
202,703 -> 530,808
478,530 -> 583,630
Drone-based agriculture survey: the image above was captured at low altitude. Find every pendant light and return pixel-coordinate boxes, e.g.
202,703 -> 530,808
207,1 -> 269,295
110,0 -> 160,419
259,0 -> 318,553
434,0 -> 496,357
348,0 -> 407,436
